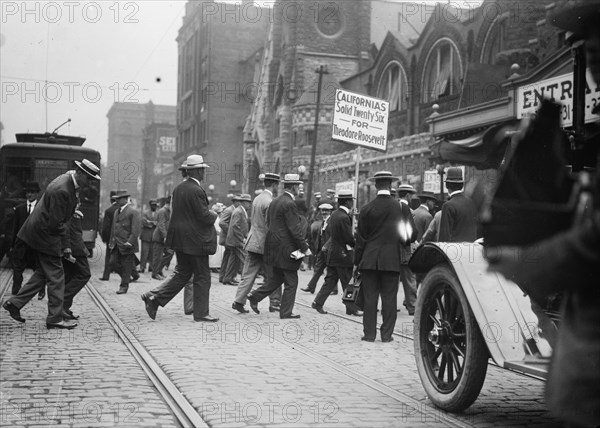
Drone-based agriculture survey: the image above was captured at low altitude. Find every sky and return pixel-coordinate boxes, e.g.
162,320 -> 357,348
0,0 -> 479,162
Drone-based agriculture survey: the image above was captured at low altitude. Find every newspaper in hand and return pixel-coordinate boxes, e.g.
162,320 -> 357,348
290,250 -> 306,260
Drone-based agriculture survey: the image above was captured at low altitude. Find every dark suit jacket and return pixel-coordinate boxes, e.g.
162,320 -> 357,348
12,202 -> 34,246
165,178 -> 217,256
326,208 -> 354,268
413,205 -> 433,242
110,204 -> 141,254
438,192 -> 478,242
140,208 -> 158,241
355,194 -> 417,272
101,203 -> 119,243
264,192 -> 309,270
17,172 -> 78,256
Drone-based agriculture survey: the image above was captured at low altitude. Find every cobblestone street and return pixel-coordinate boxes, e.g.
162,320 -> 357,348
0,255 -> 561,427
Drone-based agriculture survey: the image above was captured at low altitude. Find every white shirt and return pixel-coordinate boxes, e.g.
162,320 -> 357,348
187,177 -> 201,187
339,205 -> 350,214
449,189 -> 463,198
119,202 -> 130,213
377,190 -> 391,196
27,200 -> 37,214
284,191 -> 295,200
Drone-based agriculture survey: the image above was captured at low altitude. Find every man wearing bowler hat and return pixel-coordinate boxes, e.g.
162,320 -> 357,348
311,189 -> 360,316
3,159 -> 101,329
109,191 -> 141,294
354,171 -> 417,342
438,167 -> 478,242
142,154 -> 220,322
247,173 -> 311,319
414,192 -> 437,241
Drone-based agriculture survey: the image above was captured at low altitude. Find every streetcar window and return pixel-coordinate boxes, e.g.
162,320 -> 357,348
0,157 -> 31,199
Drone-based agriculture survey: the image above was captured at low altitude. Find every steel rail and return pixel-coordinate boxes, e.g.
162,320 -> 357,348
85,282 -> 209,428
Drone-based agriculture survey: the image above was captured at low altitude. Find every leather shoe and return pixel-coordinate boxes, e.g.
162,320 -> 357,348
312,302 -> 327,314
152,274 -> 165,280
47,320 -> 78,329
38,290 -> 45,300
184,311 -> 193,315
382,337 -> 394,343
63,310 -> 80,320
330,290 -> 338,295
300,287 -> 314,294
361,336 -> 375,342
3,301 -> 25,323
280,314 -> 300,319
269,305 -> 281,313
141,293 -> 159,320
232,302 -> 249,314
224,280 -> 239,286
346,309 -> 363,316
248,296 -> 260,314
194,315 -> 219,322
131,272 -> 140,282
99,277 -> 109,281
116,286 -> 128,294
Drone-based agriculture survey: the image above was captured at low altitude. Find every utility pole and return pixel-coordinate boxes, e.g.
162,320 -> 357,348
306,65 -> 329,209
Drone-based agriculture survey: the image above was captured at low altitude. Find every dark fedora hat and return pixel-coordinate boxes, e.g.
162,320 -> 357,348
111,190 -> 130,200
417,192 -> 439,202
75,159 -> 101,180
445,167 -> 464,183
25,182 -> 41,192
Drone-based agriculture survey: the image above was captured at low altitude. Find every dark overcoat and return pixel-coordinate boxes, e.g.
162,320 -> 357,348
325,207 -> 354,268
438,192 -> 478,242
109,204 -> 141,254
101,203 -> 119,243
165,178 -> 217,256
264,192 -> 309,270
17,172 -> 78,256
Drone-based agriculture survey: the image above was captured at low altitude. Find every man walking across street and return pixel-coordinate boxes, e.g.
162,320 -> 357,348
141,154 -> 219,322
355,171 -> 417,342
151,196 -> 171,280
301,201 -> 334,294
3,159 -> 101,329
221,195 -> 247,285
311,190 -> 361,316
232,173 -> 282,314
248,174 -> 311,319
438,167 -> 478,242
11,182 -> 41,297
109,192 -> 141,294
99,190 -> 122,281
139,199 -> 158,273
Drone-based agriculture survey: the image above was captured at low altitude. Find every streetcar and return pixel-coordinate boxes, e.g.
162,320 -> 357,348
0,131 -> 101,255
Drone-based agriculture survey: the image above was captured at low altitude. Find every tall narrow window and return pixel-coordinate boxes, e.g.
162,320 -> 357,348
376,62 -> 407,112
422,39 -> 462,103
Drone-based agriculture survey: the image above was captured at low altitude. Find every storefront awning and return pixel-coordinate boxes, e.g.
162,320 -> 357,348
429,121 -> 517,169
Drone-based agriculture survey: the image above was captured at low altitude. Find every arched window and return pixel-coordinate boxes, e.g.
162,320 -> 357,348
481,16 -> 507,64
376,62 -> 408,112
422,39 -> 462,103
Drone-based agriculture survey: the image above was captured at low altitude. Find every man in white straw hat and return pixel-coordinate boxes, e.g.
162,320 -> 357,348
4,159 -> 101,329
222,194 -> 252,285
142,154 -> 220,322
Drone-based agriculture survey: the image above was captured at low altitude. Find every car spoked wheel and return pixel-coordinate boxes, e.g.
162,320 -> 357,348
414,264 -> 489,412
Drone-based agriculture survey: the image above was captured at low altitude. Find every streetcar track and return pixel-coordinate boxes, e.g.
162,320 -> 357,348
211,301 -> 473,428
85,281 -> 209,428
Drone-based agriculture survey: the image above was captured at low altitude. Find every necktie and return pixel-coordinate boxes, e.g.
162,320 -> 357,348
27,203 -> 31,214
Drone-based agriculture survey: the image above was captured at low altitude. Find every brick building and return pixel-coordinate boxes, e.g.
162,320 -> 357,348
175,0 -> 269,202
105,101 -> 175,210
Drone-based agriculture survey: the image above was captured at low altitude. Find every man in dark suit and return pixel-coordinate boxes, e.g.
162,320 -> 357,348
141,154 -> 219,322
413,193 -> 436,242
438,167 -> 478,242
139,199 -> 158,273
100,190 -> 122,281
355,171 -> 417,342
109,192 -> 141,294
312,190 -> 360,315
301,201 -> 333,293
11,182 -> 40,296
3,159 -> 101,329
248,173 -> 311,319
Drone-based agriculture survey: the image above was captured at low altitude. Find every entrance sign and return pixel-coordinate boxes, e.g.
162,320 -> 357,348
516,69 -> 599,127
332,89 -> 389,152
